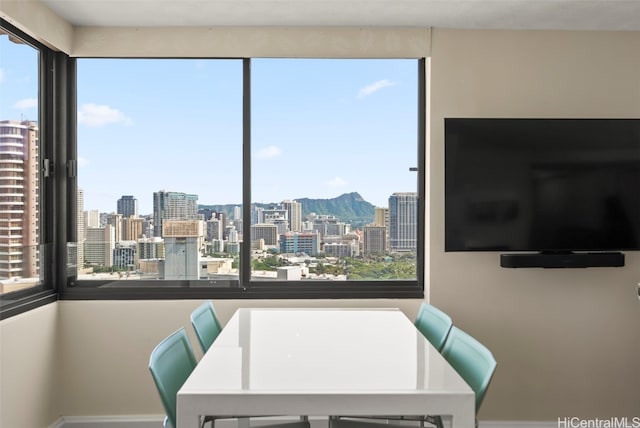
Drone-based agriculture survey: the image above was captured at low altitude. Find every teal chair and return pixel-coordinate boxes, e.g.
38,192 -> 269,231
332,303 -> 453,426
190,302 -> 312,426
331,326 -> 496,428
190,301 -> 223,354
440,326 -> 497,414
150,327 -> 312,428
148,327 -> 201,428
414,302 -> 453,352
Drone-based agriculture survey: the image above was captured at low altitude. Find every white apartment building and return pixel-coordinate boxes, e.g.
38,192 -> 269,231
0,120 -> 39,280
84,225 -> 115,267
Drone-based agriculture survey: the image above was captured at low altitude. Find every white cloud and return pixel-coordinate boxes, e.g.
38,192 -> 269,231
256,145 -> 282,159
13,98 -> 37,109
78,103 -> 132,127
327,177 -> 347,188
357,79 -> 397,99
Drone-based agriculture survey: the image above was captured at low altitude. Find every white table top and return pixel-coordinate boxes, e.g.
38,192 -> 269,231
177,308 -> 475,428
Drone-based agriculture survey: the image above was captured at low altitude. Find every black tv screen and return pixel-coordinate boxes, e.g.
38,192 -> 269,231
444,118 -> 640,252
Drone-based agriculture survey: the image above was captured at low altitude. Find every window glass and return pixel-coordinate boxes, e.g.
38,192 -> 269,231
72,57 -> 422,295
75,59 -> 242,286
250,59 -> 418,282
0,29 -> 43,297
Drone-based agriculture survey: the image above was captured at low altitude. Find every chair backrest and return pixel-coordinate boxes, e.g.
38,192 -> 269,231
149,327 -> 197,428
414,302 -> 453,351
190,300 -> 223,353
440,326 -> 497,412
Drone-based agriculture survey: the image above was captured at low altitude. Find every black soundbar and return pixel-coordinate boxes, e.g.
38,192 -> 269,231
500,252 -> 625,268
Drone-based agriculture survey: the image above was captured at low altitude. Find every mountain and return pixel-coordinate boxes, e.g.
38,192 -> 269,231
297,192 -> 375,226
199,192 -> 376,227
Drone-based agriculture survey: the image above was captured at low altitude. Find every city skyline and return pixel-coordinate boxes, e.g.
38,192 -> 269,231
81,189 -> 394,217
1,36 -> 418,214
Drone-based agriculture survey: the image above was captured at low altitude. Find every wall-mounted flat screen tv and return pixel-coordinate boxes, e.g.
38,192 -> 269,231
444,118 -> 640,252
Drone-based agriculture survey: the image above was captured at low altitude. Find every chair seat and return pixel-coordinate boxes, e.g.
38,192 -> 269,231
330,324 -> 496,428
150,327 -> 312,428
331,302 -> 452,427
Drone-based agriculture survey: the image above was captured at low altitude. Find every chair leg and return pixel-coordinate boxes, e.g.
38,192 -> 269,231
202,415 -> 215,428
424,415 -> 443,428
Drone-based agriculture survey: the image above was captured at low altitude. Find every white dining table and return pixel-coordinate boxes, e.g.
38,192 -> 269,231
177,307 -> 475,428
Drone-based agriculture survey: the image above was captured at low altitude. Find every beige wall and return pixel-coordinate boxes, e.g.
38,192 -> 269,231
70,26 -> 431,58
0,303 -> 60,428
56,299 -> 422,418
0,0 -> 72,51
0,9 -> 639,425
429,29 -> 640,419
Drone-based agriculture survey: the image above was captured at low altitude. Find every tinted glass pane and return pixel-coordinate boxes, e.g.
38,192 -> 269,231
75,59 -> 242,286
251,59 -> 418,282
0,31 -> 42,296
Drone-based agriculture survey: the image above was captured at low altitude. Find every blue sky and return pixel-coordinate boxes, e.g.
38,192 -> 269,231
2,35 -> 418,215
0,36 -> 39,122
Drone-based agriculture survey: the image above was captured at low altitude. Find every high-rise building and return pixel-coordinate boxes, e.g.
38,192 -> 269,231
0,120 -> 39,279
162,220 -> 200,280
106,213 -> 123,243
84,225 -> 115,267
153,191 -> 199,237
363,225 -> 387,255
77,188 -> 85,271
201,210 -> 226,239
389,192 -> 418,251
252,206 -> 264,224
280,232 -> 320,256
233,218 -> 243,235
374,207 -> 388,227
261,207 -> 288,234
282,200 -> 302,232
309,214 -> 350,237
84,209 -> 100,228
138,237 -> 165,260
226,227 -> 240,254
373,207 -> 390,253
113,241 -> 136,269
117,195 -> 138,218
233,205 -> 242,221
122,216 -> 144,241
206,218 -> 223,242
251,223 -> 279,246
324,241 -> 358,258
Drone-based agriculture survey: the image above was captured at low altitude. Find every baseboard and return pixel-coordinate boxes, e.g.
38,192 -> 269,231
52,416 -> 557,428
50,415 -> 163,428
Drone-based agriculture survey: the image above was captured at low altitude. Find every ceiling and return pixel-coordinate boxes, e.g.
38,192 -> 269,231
39,0 -> 640,30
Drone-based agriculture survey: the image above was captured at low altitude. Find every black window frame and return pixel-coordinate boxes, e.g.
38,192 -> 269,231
62,56 -> 427,301
0,19 -> 59,319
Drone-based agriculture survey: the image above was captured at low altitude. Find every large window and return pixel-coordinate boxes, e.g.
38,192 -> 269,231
250,59 -> 419,283
69,57 -> 424,299
73,59 -> 242,290
0,21 -> 56,318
